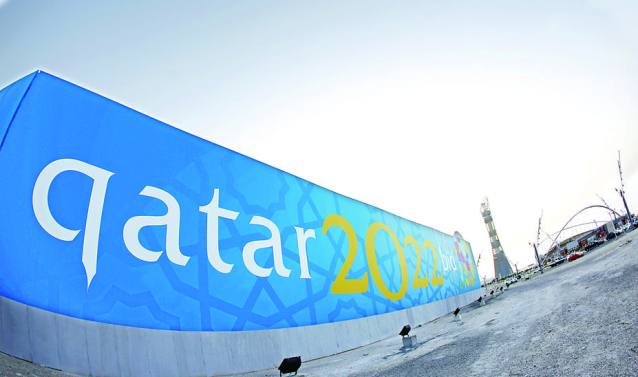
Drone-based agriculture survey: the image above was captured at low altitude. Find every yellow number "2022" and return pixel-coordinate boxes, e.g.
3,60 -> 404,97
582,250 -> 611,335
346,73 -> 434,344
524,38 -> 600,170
322,214 -> 444,301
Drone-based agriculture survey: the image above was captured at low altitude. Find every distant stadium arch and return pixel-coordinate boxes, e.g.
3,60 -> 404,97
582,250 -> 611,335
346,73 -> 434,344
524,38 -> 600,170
542,205 -> 622,261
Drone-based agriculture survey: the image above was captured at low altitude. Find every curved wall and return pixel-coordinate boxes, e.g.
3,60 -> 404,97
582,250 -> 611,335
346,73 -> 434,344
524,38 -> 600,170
0,71 -> 481,375
0,291 -> 480,376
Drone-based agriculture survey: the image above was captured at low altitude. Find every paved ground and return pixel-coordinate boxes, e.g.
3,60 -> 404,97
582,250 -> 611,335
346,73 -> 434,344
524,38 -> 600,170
2,230 -> 637,376
0,352 -> 73,377
251,230 -> 638,377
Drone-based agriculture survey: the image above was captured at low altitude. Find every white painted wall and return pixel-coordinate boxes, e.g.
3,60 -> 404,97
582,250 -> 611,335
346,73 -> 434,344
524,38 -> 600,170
0,290 -> 481,376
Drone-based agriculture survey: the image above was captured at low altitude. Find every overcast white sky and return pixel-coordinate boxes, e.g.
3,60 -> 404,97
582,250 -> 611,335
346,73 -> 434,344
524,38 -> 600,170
1,0 -> 637,279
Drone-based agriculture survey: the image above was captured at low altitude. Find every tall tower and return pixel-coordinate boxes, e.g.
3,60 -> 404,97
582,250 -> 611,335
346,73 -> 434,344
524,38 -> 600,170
480,198 -> 513,279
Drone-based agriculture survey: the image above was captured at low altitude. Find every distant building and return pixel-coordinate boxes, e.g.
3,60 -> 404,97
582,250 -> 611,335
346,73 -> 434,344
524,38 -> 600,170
481,198 -> 514,279
544,214 -> 633,261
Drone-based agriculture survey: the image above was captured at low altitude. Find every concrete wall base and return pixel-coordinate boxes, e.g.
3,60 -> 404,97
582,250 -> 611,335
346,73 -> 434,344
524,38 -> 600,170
0,290 -> 481,376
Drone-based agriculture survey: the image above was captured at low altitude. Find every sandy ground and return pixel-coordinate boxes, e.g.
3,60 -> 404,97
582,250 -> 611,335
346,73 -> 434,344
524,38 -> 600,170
1,230 -> 637,377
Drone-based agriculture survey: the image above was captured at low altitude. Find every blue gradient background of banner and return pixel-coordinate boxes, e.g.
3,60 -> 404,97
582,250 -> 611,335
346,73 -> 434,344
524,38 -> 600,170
0,72 -> 480,331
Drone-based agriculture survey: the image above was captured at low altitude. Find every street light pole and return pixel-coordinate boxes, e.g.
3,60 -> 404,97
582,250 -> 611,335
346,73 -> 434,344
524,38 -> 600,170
617,151 -> 632,223
533,242 -> 544,273
533,212 -> 544,273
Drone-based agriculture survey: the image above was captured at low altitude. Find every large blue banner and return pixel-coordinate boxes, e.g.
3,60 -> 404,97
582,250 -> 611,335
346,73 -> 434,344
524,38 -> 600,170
0,71 -> 480,332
